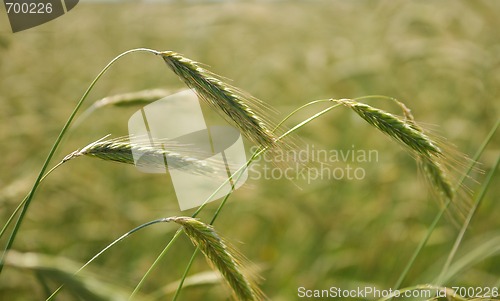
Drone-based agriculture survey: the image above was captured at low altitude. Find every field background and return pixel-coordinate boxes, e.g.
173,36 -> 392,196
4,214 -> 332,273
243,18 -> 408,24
1,1 -> 499,300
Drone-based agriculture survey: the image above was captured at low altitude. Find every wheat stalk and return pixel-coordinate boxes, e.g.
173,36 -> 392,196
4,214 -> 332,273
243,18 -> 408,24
62,136 -> 220,176
165,216 -> 264,301
73,89 -> 174,128
159,51 -> 277,149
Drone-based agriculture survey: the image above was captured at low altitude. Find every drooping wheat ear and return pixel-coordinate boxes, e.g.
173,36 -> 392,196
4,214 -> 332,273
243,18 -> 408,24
62,136 -> 219,176
159,51 -> 276,149
334,98 -> 466,216
386,100 -> 455,200
390,100 -> 469,217
166,216 -> 264,301
334,99 -> 442,157
93,89 -> 173,108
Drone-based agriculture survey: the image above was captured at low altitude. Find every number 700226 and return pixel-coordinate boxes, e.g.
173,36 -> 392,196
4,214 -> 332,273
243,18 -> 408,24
451,287 -> 499,298
5,2 -> 53,14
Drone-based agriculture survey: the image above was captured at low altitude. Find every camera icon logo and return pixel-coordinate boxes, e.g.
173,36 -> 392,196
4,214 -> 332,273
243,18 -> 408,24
128,89 -> 248,210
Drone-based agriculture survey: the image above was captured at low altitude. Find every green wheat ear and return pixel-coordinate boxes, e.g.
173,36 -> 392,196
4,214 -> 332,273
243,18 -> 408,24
335,99 -> 442,157
62,136 -> 222,176
333,98 -> 469,219
159,51 -> 277,150
166,217 -> 264,301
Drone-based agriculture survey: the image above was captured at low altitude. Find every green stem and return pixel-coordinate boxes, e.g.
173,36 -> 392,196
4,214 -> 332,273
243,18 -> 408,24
0,48 -> 159,276
272,99 -> 334,132
128,229 -> 183,300
171,248 -> 200,301
353,95 -> 400,103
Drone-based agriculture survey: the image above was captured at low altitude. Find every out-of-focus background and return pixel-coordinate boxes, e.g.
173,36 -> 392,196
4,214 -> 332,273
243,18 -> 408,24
1,1 -> 499,300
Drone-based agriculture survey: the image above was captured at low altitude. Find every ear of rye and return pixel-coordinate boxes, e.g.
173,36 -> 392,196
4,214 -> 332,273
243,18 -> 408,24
334,99 -> 465,218
160,51 -> 277,150
167,217 -> 264,301
63,136 -> 220,176
336,99 -> 442,157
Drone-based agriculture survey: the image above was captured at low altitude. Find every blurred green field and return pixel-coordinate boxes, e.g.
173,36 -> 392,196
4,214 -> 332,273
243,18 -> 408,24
1,1 -> 499,300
